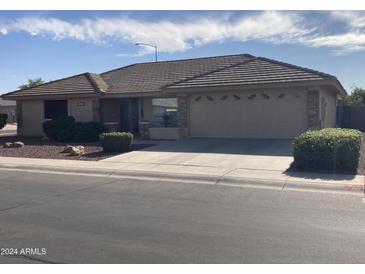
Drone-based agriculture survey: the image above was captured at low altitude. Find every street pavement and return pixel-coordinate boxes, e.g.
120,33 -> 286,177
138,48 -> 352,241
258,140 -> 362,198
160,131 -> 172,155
0,170 -> 365,263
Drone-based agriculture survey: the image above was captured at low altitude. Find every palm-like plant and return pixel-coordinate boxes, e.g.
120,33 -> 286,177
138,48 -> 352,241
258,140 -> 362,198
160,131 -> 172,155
19,77 -> 45,89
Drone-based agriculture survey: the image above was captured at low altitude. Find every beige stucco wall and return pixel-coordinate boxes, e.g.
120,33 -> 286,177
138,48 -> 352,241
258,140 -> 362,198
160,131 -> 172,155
20,100 -> 44,136
320,88 -> 337,128
189,88 -> 309,139
19,98 -> 95,136
69,98 -> 94,122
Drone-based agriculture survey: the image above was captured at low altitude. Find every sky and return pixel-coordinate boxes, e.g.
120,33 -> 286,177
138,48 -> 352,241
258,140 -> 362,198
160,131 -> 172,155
0,10 -> 365,94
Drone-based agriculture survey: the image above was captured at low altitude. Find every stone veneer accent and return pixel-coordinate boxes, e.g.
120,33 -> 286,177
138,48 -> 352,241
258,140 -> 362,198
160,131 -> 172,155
16,100 -> 22,135
177,94 -> 188,138
92,99 -> 100,122
307,90 -> 321,129
139,121 -> 150,139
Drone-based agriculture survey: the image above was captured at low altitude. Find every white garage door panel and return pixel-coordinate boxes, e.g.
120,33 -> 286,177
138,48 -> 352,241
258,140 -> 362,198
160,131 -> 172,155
189,91 -> 307,139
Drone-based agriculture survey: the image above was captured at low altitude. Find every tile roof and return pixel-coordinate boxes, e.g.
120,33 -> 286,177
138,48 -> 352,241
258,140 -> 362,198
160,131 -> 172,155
3,73 -> 107,98
100,54 -> 253,93
2,53 -> 345,99
164,57 -> 336,89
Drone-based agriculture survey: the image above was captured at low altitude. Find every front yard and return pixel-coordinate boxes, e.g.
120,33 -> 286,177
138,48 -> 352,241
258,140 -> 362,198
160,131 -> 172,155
0,136 -> 153,161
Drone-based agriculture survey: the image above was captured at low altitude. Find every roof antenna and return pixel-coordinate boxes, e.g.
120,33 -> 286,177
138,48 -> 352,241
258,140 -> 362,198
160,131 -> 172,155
135,43 -> 158,62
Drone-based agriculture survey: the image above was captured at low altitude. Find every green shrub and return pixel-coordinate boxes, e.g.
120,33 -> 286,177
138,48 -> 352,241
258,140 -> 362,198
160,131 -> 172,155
100,132 -> 134,152
43,116 -> 75,141
73,122 -> 105,142
293,128 -> 362,172
0,113 -> 8,129
44,116 -> 104,142
57,122 -> 83,142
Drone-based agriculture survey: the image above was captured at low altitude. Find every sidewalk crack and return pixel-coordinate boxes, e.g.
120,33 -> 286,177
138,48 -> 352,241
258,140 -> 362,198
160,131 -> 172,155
215,168 -> 237,185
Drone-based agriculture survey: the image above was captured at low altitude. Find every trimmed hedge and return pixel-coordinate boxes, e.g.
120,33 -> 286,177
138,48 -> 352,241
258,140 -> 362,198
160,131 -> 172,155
0,113 -> 8,129
293,128 -> 362,172
43,116 -> 105,142
100,132 -> 133,152
73,122 -> 105,142
43,116 -> 75,141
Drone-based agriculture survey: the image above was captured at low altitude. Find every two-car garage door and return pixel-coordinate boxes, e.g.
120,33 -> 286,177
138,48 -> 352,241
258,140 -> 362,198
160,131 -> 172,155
189,90 -> 307,139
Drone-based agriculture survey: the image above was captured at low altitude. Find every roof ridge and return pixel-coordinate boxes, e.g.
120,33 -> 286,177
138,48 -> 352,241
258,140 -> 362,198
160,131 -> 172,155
256,56 -> 337,80
85,72 -> 108,92
163,57 -> 258,89
1,72 -> 92,97
100,53 -> 255,75
100,63 -> 137,76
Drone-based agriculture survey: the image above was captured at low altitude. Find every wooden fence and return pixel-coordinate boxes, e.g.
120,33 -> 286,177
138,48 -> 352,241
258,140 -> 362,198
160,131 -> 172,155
337,106 -> 365,131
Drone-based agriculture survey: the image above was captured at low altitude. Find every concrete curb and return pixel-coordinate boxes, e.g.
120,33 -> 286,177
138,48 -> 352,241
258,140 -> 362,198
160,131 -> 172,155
0,162 -> 363,195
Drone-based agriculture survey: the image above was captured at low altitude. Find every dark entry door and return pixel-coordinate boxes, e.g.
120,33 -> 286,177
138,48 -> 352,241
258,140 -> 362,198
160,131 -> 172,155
120,99 -> 139,133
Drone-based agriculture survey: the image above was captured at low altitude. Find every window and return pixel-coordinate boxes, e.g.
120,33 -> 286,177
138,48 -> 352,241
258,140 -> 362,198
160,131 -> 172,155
152,98 -> 178,127
44,100 -> 68,119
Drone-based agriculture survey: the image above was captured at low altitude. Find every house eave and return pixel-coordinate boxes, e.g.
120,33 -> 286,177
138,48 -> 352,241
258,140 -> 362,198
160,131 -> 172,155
1,92 -> 101,101
162,79 -> 347,95
100,91 -> 164,98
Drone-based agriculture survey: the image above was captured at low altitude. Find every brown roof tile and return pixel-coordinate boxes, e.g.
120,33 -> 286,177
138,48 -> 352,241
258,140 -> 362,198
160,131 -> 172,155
100,54 -> 253,93
164,57 -> 335,89
2,53 -> 345,98
3,73 -> 105,98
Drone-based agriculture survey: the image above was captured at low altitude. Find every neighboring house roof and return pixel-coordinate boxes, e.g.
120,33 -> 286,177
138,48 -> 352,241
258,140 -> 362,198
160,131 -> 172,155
2,53 -> 346,99
0,98 -> 16,106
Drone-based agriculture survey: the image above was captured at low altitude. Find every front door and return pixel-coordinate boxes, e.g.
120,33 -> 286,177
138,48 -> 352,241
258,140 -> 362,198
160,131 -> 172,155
120,99 -> 139,133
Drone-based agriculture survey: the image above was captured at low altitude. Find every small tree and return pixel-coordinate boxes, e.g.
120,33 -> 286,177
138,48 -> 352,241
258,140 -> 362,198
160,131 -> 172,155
338,87 -> 365,106
19,78 -> 45,90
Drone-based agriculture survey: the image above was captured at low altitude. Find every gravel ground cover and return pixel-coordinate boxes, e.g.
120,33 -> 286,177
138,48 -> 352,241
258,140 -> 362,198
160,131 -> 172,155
0,136 -> 153,161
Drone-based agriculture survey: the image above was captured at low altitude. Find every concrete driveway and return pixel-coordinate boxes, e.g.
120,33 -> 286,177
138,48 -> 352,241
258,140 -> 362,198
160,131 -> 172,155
103,138 -> 294,171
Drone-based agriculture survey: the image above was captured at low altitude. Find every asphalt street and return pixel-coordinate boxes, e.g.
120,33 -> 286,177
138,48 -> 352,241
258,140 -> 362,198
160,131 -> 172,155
0,170 -> 365,263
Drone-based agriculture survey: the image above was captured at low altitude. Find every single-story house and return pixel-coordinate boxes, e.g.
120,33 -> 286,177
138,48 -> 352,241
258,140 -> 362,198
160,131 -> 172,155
0,98 -> 16,123
1,54 -> 346,139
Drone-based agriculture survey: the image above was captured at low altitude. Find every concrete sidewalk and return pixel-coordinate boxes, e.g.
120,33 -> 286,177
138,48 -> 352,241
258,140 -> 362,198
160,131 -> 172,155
0,156 -> 363,195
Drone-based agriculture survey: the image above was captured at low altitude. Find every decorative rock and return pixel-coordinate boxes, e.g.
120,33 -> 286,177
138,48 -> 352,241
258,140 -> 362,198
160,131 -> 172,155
12,141 -> 25,148
3,142 -> 12,148
69,146 -> 85,156
41,136 -> 49,141
62,145 -> 74,153
76,146 -> 85,153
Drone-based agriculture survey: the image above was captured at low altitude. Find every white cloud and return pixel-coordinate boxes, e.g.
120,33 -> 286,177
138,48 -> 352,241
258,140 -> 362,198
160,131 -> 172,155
2,11 -> 365,55
0,11 -> 311,55
308,32 -> 365,53
330,11 -> 365,29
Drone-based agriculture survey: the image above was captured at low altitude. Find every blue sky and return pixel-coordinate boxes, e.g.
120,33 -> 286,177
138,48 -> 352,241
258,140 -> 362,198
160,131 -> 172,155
1,10 -> 365,94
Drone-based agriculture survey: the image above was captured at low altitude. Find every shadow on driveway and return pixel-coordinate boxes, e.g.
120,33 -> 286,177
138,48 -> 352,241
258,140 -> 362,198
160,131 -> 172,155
140,138 -> 293,157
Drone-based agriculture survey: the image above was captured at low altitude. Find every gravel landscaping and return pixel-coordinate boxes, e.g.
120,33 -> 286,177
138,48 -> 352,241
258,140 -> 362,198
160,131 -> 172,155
0,136 -> 153,161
